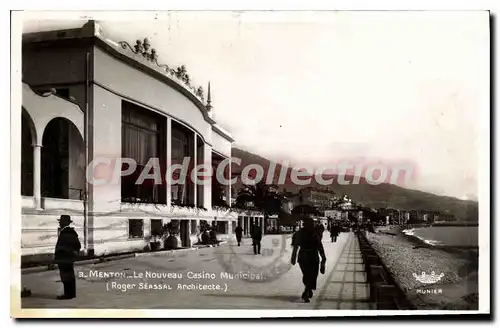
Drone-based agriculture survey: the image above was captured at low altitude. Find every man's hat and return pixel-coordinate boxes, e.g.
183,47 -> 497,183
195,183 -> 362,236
58,215 -> 73,224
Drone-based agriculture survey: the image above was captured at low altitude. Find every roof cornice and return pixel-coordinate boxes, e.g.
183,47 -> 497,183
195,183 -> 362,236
212,124 -> 234,143
22,20 -> 218,126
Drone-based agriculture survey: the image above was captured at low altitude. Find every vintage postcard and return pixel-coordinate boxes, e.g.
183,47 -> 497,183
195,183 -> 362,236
10,10 -> 490,318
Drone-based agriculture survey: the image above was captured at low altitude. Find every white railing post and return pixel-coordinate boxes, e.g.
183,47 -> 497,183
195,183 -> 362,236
32,144 -> 42,210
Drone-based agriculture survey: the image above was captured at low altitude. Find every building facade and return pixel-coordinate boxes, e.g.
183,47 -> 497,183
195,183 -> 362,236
324,209 -> 342,221
377,208 -> 400,225
298,187 -> 336,212
20,21 -> 239,261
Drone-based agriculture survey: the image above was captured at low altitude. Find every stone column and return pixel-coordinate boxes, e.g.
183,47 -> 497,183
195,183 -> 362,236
186,219 -> 192,247
166,118 -> 172,208
227,220 -> 232,238
194,219 -> 200,241
244,216 -> 248,236
203,144 -> 212,211
33,144 -> 42,210
144,218 -> 152,240
226,155 -> 232,206
192,132 -> 197,207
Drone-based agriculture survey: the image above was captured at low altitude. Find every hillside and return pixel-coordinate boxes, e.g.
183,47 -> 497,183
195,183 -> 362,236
231,147 -> 479,222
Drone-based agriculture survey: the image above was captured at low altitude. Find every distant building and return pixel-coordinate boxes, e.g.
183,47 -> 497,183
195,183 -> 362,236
356,207 -> 378,224
298,187 -> 336,212
337,195 -> 354,211
416,210 -> 439,224
341,211 -> 350,221
403,211 -> 411,224
324,209 -> 342,221
281,189 -> 300,213
377,208 -> 400,224
236,212 -> 267,237
440,212 -> 456,222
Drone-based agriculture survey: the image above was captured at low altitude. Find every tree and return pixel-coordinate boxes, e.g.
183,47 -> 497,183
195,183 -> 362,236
235,181 -> 284,227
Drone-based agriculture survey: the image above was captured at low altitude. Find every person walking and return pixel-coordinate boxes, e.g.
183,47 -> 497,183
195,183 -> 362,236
209,225 -> 219,245
330,223 -> 340,242
291,217 -> 327,303
235,225 -> 243,246
54,215 -> 81,300
251,224 -> 262,255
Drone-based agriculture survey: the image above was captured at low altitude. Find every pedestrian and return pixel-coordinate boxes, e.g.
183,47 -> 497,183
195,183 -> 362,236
54,215 -> 81,300
291,217 -> 327,303
251,224 -> 262,255
330,223 -> 340,242
235,225 -> 243,246
209,227 -> 219,245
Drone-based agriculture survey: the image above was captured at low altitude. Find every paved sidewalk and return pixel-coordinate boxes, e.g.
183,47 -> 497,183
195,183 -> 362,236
314,232 -> 375,310
20,232 -> 356,310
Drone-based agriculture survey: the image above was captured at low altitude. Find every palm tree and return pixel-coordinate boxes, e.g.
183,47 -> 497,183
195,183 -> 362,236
235,181 -> 284,229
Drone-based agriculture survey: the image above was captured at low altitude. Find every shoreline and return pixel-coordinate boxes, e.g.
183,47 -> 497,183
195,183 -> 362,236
396,226 -> 478,259
367,226 -> 478,310
399,227 -> 480,277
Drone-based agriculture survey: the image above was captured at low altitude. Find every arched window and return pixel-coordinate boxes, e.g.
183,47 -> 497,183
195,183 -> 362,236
21,112 -> 35,196
41,118 -> 85,200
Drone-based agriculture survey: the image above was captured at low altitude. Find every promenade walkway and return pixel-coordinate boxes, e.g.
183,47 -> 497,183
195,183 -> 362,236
19,231 -> 381,313
314,232 -> 375,309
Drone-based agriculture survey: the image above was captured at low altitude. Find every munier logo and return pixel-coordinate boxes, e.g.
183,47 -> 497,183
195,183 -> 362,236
413,271 -> 445,284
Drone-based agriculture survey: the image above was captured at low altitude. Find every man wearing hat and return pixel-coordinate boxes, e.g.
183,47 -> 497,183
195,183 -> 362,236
54,215 -> 81,300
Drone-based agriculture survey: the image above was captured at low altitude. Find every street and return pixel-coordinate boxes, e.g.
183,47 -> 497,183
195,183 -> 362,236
21,231 -> 372,309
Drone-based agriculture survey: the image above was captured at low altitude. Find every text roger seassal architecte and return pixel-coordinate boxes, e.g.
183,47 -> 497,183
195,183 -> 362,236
107,281 -> 229,293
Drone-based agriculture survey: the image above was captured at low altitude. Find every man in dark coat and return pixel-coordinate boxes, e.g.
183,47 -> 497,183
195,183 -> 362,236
209,222 -> 219,245
291,217 -> 327,302
235,225 -> 243,246
330,223 -> 340,242
54,215 -> 81,299
251,224 -> 262,255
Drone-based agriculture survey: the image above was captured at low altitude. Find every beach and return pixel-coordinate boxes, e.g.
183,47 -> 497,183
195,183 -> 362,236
366,226 -> 479,310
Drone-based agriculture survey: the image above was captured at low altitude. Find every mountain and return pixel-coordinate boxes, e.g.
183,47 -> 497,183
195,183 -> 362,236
231,147 -> 479,222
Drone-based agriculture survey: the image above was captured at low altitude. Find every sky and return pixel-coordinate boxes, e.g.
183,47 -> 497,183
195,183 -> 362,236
21,11 -> 489,200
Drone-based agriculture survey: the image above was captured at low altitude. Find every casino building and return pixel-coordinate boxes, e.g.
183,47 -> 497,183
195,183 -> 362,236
20,20 -> 259,261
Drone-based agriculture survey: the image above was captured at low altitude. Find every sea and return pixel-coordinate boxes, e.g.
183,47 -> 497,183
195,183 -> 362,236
402,226 -> 478,247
